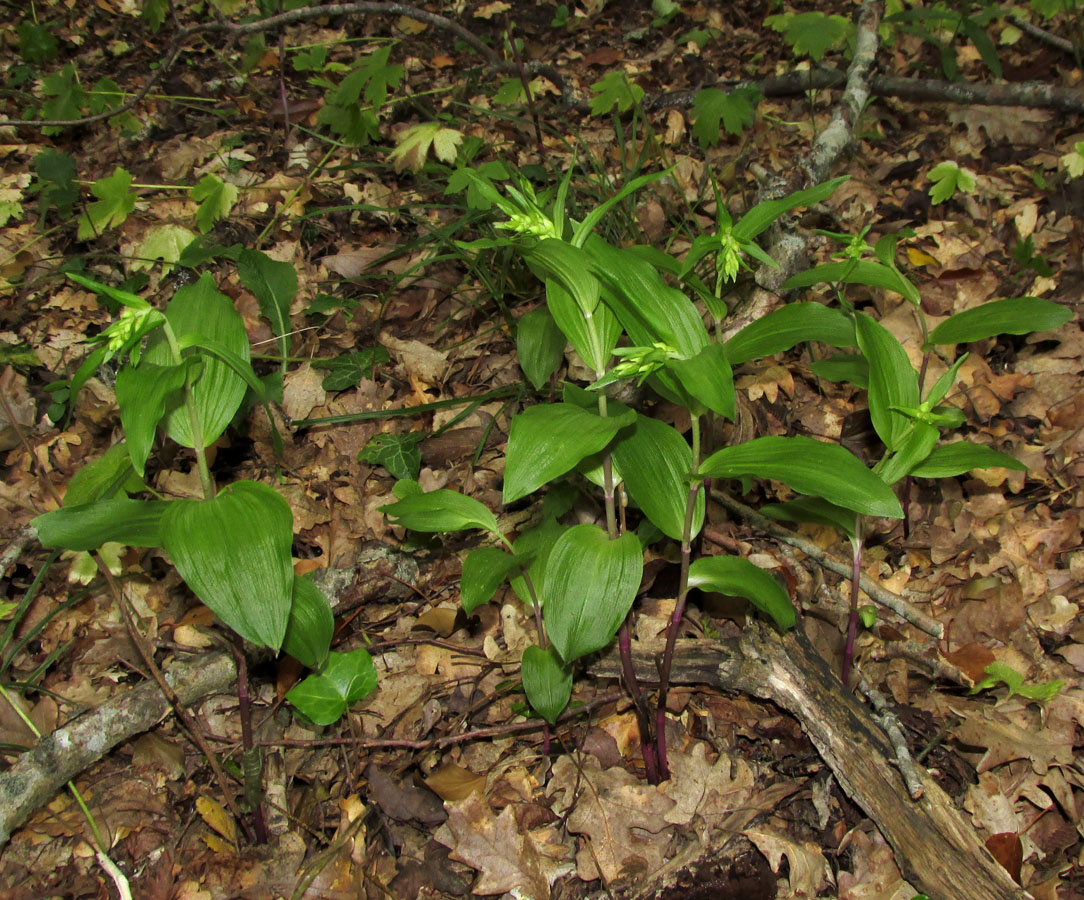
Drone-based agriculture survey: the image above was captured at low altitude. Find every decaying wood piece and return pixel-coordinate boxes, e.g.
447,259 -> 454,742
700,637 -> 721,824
593,626 -> 1032,900
0,651 -> 236,848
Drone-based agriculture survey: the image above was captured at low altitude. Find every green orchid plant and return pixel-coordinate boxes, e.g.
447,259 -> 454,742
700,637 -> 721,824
383,165 -> 907,782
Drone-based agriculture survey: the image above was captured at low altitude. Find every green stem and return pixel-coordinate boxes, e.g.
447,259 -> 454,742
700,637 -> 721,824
162,322 -> 214,499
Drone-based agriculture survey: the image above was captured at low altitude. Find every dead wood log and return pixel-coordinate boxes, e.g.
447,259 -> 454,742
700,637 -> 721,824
592,626 -> 1032,900
0,650 -> 236,848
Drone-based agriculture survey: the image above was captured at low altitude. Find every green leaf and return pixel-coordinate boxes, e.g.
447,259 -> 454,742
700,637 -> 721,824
30,148 -> 78,219
733,177 -> 849,242
699,435 -> 903,518
502,402 -> 635,505
191,174 -> 238,233
161,481 -> 294,650
40,64 -> 86,127
928,161 -> 976,205
543,526 -> 642,662
143,273 -> 250,449
238,249 -> 297,344
783,259 -> 921,305
690,86 -> 761,148
589,70 -> 644,115
286,648 -> 378,726
388,122 -> 464,173
461,547 -> 524,613
77,167 -> 136,240
761,497 -> 858,539
970,661 -> 1062,702
724,302 -> 856,366
611,414 -> 704,541
508,517 -> 566,607
64,442 -> 140,506
34,498 -> 169,550
687,556 -> 795,629
359,431 -> 423,480
765,11 -> 855,61
667,343 -> 735,420
876,421 -> 939,485
544,279 -> 620,374
908,441 -> 1027,479
18,21 -> 59,63
379,486 -> 501,537
810,353 -> 868,387
517,307 -> 566,390
282,575 -> 334,671
115,360 -> 190,476
926,297 -> 1072,347
131,224 -> 199,274
521,644 -> 572,724
855,312 -> 920,452
316,103 -> 379,145
311,347 -> 390,391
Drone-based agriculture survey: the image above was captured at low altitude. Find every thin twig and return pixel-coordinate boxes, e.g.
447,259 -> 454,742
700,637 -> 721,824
853,675 -> 925,800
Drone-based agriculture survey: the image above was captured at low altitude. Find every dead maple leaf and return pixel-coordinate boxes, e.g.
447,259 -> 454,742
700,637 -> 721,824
435,792 -> 556,900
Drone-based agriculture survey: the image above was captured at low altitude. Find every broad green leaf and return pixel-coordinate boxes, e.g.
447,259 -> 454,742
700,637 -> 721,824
543,526 -> 642,662
359,431 -> 423,481
908,441 -> 1027,479
699,435 -> 903,518
282,575 -> 334,671
77,167 -> 136,240
783,259 -> 920,305
544,279 -> 620,374
855,312 -> 919,452
586,236 -> 709,358
115,360 -> 190,476
238,249 -> 296,344
687,556 -> 795,629
64,442 -> 140,506
509,517 -> 567,607
928,161 -> 977,205
66,271 -> 149,311
191,174 -> 238,233
521,644 -> 572,724
40,64 -> 86,129
34,498 -> 169,550
461,547 -> 525,613
517,307 -> 566,390
30,148 -> 78,220
285,648 -> 378,726
810,353 -> 868,387
725,302 -> 856,366
733,176 -> 849,242
926,297 -> 1072,347
143,273 -> 250,449
502,402 -> 635,504
528,240 -> 602,317
876,421 -> 939,485
130,224 -> 198,274
611,414 -> 704,541
379,487 -> 501,537
162,481 -> 294,650
764,11 -> 855,61
667,343 -> 736,420
761,497 -> 858,539
388,122 -> 464,173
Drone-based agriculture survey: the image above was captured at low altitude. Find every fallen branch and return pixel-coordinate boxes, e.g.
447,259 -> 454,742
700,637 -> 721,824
0,650 -> 236,848
592,628 -> 1031,900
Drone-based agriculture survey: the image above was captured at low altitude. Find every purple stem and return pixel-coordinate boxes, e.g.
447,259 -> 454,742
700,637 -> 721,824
619,620 -> 659,784
840,533 -> 863,687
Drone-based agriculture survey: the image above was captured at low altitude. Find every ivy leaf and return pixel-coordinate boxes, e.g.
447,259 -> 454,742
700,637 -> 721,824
589,70 -> 645,115
928,161 -> 976,205
690,86 -> 760,147
311,347 -> 390,390
77,167 -> 136,240
359,431 -> 423,480
191,174 -> 239,233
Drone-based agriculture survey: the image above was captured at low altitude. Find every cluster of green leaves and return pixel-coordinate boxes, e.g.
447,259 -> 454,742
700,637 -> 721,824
32,264 -> 376,727
884,0 -> 1004,80
303,44 -> 403,146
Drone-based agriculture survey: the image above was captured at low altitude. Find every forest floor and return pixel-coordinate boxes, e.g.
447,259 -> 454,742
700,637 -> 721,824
1,1 -> 1083,898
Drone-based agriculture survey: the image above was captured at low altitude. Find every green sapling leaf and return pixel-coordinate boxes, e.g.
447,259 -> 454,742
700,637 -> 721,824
77,167 -> 136,240
521,644 -> 572,724
928,161 -> 977,205
589,70 -> 644,115
162,481 -> 295,651
925,297 -> 1072,347
543,525 -> 642,662
282,575 -> 334,671
238,249 -> 297,346
379,486 -> 502,538
286,648 -> 378,726
191,174 -> 238,233
687,556 -> 795,630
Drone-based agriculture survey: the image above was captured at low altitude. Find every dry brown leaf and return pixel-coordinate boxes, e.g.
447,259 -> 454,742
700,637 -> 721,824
746,824 -> 832,897
425,764 -> 487,801
435,793 -> 556,899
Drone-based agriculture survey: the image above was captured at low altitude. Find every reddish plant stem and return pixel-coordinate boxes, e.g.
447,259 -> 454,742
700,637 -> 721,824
232,638 -> 268,844
618,620 -> 658,784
